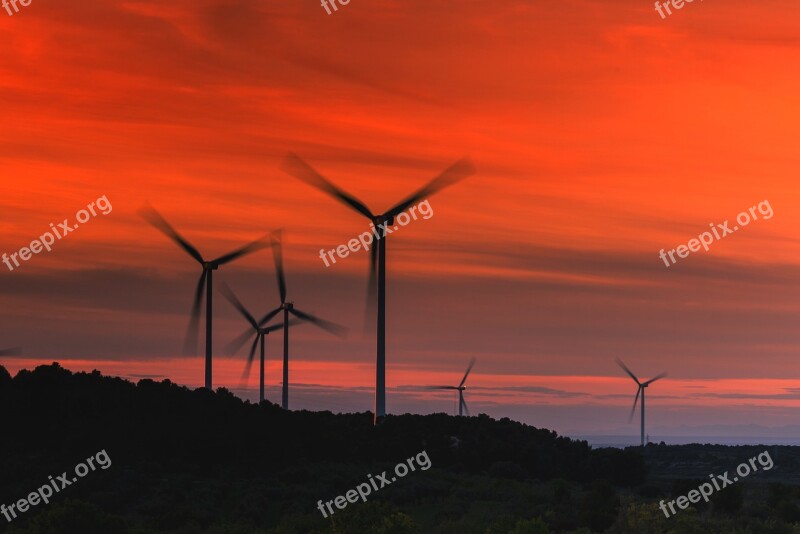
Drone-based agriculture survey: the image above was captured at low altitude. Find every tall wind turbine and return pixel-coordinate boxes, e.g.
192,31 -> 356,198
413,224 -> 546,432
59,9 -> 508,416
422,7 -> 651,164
261,230 -> 345,410
220,283 -> 288,403
433,358 -> 476,416
140,206 -> 271,390
616,358 -> 667,447
281,154 -> 475,424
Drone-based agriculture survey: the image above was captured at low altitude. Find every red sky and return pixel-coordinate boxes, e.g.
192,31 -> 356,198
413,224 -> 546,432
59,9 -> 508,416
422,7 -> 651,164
1,0 -> 800,439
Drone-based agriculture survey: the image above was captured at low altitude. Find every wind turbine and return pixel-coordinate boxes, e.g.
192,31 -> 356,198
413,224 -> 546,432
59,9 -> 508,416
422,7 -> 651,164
281,153 -> 475,424
261,230 -> 345,410
433,358 -> 476,416
140,206 -> 271,390
220,283 -> 288,403
616,358 -> 667,447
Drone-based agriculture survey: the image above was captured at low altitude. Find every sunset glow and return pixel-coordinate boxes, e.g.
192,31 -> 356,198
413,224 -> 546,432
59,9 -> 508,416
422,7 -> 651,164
2,0 -> 800,439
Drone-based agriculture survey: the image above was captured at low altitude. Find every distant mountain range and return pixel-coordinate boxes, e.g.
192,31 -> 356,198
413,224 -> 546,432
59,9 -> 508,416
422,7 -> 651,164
575,424 -> 800,448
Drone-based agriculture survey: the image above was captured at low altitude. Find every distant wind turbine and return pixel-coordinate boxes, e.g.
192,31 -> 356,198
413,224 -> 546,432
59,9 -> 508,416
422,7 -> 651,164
432,358 -> 476,416
259,230 -> 345,410
220,283 -> 288,403
616,358 -> 667,447
282,153 -> 475,424
140,206 -> 271,390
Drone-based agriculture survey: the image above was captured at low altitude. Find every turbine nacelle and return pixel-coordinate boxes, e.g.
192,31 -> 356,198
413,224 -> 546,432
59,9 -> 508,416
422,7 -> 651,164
374,214 -> 395,226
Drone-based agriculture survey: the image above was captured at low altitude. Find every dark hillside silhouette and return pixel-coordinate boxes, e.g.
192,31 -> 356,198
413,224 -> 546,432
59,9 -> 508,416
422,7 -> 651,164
1,363 -> 797,533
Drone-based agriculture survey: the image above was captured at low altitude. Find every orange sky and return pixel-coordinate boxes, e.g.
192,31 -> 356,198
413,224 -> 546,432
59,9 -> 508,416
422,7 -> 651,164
1,0 -> 800,438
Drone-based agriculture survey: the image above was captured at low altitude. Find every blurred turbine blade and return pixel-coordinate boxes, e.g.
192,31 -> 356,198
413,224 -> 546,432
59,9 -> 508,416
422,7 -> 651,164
263,321 -> 286,334
281,152 -> 374,220
462,396 -> 470,417
213,234 -> 271,266
270,230 -> 287,304
459,358 -> 476,389
227,327 -> 255,355
629,386 -> 641,423
289,308 -> 347,337
219,283 -> 258,330
643,372 -> 668,386
183,270 -> 207,355
385,157 -> 476,219
241,334 -> 260,381
256,306 -> 283,328
615,358 -> 640,385
139,205 -> 204,265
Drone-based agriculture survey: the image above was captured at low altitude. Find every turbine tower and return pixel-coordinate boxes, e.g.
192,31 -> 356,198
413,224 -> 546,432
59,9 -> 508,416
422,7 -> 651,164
433,358 -> 476,416
616,358 -> 667,447
140,206 -> 271,390
220,283 -> 288,403
282,153 -> 475,424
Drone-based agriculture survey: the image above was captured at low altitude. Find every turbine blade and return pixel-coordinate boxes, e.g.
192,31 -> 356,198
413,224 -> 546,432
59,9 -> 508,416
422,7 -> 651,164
241,334 -> 260,381
628,386 -> 641,423
281,152 -> 374,220
139,205 -> 204,264
219,283 -> 258,330
426,386 -> 459,390
615,358 -> 640,385
643,372 -> 668,386
226,326 -> 255,355
213,234 -> 271,266
182,270 -> 207,355
256,306 -> 283,328
263,321 -> 287,334
289,308 -> 347,337
462,396 -> 470,417
458,358 -> 476,389
384,157 -> 476,219
270,230 -> 287,304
